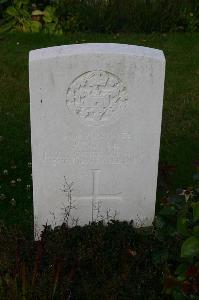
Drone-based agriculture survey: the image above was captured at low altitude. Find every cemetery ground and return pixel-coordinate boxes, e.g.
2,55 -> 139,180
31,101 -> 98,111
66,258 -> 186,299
0,32 -> 199,299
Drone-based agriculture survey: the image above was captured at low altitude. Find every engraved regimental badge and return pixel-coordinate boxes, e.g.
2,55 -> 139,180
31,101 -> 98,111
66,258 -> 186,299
66,70 -> 128,125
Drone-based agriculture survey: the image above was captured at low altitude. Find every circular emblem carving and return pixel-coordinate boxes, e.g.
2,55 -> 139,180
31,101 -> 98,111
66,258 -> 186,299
66,70 -> 128,125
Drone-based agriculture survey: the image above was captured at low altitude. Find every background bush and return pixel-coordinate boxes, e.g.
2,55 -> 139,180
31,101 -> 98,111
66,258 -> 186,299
0,0 -> 199,33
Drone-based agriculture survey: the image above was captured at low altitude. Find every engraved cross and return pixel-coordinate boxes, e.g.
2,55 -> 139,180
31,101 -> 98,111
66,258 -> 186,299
73,169 -> 122,221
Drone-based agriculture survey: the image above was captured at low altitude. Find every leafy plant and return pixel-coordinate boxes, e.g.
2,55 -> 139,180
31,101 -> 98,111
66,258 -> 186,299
162,166 -> 199,299
0,0 -> 64,34
0,0 -> 42,33
42,5 -> 63,35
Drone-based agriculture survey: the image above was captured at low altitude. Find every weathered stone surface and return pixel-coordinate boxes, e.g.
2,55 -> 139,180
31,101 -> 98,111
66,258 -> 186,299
29,43 -> 165,238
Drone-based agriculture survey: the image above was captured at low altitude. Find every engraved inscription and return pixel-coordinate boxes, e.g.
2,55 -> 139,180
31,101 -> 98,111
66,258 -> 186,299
43,132 -> 134,165
66,70 -> 128,124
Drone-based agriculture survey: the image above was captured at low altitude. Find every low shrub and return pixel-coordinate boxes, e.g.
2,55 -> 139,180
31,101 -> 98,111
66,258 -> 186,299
158,161 -> 199,299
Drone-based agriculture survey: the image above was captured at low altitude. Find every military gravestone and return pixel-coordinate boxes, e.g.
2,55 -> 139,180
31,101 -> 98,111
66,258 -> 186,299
29,43 -> 165,238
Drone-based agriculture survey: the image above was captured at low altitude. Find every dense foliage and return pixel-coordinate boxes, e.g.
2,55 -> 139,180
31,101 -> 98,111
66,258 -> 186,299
157,164 -> 199,299
0,0 -> 199,34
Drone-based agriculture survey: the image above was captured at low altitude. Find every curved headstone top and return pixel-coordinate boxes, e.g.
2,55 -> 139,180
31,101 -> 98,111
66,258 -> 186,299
29,43 -> 165,239
29,43 -> 165,62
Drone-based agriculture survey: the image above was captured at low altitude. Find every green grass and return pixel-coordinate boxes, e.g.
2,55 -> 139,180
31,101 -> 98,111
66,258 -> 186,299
0,32 -> 199,230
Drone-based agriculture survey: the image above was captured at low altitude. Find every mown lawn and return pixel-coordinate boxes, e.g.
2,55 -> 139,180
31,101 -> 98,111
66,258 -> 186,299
0,32 -> 199,230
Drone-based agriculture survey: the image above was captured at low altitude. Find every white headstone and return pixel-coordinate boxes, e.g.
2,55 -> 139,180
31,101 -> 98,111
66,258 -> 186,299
29,43 -> 165,238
